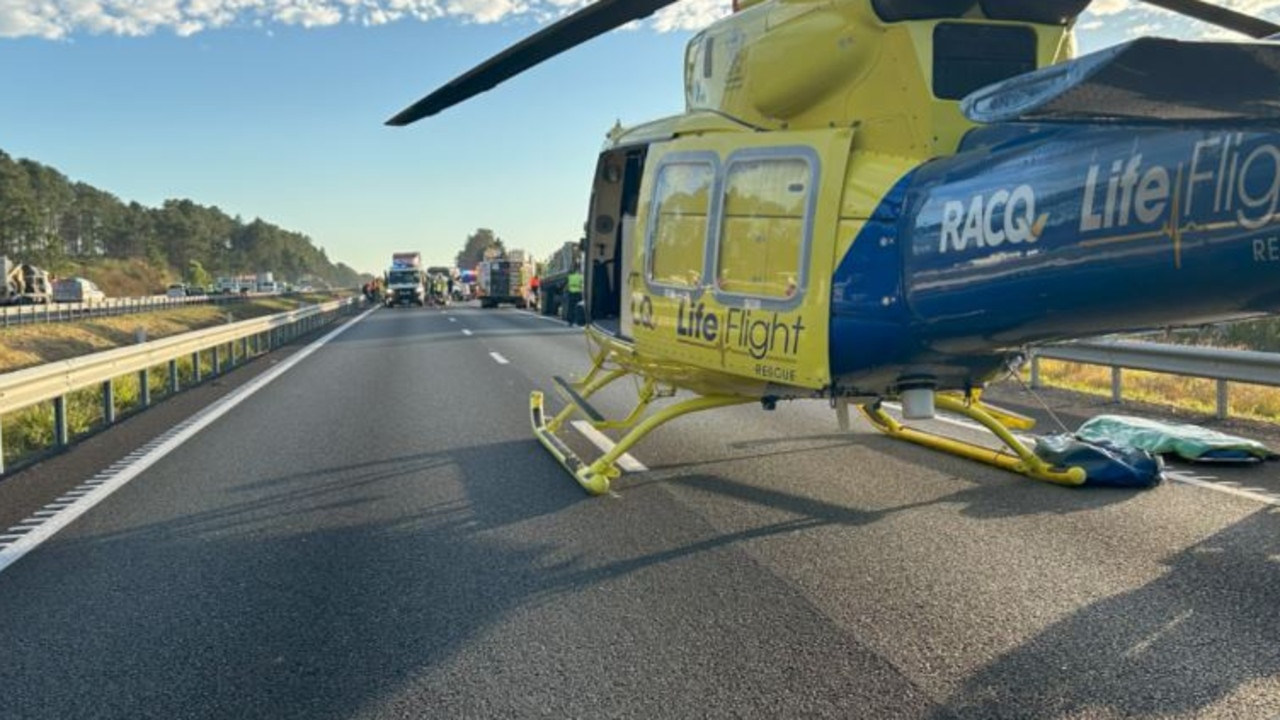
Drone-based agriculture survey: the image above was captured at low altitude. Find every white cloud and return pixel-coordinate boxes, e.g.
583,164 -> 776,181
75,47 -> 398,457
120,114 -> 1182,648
652,0 -> 724,32
1081,0 -> 1280,42
0,1 -> 68,38
1084,0 -> 1129,17
2,0 -> 1276,41
274,0 -> 344,27
0,0 -> 562,36
444,0 -> 526,24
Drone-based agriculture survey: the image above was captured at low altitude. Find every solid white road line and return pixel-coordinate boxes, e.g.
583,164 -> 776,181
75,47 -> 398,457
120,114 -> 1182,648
0,305 -> 378,576
1164,470 -> 1280,506
570,421 -> 648,472
490,352 -> 510,365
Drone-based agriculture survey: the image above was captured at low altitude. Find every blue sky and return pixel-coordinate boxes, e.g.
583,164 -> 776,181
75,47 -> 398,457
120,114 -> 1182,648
1,0 -> 1277,274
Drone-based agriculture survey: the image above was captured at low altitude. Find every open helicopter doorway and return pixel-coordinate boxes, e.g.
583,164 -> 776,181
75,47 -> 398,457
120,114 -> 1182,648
584,145 -> 646,339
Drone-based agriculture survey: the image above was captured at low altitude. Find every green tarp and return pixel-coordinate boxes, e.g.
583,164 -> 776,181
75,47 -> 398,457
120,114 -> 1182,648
1076,414 -> 1275,463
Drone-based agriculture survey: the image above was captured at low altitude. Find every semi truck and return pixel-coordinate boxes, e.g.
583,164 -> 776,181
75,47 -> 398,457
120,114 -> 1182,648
385,251 -> 427,307
538,241 -> 582,319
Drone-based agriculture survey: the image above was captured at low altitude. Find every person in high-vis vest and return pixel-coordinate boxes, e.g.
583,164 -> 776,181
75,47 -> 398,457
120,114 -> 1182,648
565,271 -> 583,326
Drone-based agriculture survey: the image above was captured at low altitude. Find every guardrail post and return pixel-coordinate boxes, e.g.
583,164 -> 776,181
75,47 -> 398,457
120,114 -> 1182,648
1111,367 -> 1122,403
0,420 -> 6,475
192,351 -> 201,383
139,368 -> 151,408
240,337 -> 248,363
213,345 -> 222,375
54,396 -> 69,448
1029,354 -> 1041,389
103,380 -> 116,425
169,359 -> 180,394
1217,380 -> 1229,420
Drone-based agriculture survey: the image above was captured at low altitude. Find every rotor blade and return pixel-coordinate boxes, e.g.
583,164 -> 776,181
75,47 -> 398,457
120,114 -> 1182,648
387,0 -> 681,126
1136,0 -> 1280,38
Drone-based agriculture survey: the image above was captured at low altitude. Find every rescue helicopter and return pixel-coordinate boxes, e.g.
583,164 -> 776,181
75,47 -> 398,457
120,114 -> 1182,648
389,0 -> 1280,495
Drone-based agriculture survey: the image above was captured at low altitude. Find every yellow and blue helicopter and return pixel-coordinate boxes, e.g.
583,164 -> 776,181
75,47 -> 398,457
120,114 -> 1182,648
390,0 -> 1280,494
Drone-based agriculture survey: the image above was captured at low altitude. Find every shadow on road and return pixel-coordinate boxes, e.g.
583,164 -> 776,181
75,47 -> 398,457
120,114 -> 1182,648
933,507 -> 1280,719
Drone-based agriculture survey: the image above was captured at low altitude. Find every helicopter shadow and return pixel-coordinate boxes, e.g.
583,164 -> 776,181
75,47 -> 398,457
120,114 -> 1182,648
0,438 -> 593,720
931,506 -> 1280,719
640,429 -> 1141,521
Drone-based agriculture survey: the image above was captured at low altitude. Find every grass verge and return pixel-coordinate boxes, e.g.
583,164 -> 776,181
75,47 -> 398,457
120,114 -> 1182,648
1030,359 -> 1280,423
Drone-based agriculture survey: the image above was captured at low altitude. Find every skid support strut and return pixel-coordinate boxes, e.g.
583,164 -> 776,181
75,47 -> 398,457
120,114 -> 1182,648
532,377 -> 751,495
859,393 -> 1086,486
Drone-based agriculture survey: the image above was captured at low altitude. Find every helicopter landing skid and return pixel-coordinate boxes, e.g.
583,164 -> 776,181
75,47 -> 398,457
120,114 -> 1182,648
859,394 -> 1087,487
531,368 -> 752,495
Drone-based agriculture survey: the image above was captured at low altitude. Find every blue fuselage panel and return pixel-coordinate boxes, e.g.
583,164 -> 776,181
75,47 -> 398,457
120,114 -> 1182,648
831,122 -> 1280,384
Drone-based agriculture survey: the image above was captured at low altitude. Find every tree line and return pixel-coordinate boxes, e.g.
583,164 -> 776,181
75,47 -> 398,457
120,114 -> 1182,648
0,149 -> 363,288
455,227 -> 506,270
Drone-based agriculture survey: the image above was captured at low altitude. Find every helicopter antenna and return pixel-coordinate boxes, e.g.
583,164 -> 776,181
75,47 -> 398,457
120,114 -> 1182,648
1137,0 -> 1280,38
387,0 -> 682,126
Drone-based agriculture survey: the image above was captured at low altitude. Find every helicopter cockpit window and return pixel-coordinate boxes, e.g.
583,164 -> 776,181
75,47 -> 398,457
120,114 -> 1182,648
648,160 -> 715,290
715,155 -> 813,301
932,22 -> 1036,101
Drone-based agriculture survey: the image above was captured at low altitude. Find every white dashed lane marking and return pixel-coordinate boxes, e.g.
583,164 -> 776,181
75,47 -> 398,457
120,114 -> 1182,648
571,421 -> 648,473
490,352 -> 510,365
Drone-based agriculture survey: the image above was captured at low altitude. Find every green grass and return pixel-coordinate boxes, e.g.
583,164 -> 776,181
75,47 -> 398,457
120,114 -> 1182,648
1030,359 -> 1280,423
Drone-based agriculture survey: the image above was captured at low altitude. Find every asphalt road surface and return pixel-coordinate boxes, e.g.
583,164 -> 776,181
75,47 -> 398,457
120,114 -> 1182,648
1,304 -> 1278,719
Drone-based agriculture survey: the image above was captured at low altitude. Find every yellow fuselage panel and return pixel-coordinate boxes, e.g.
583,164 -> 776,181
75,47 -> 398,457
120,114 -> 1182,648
629,126 -> 854,392
685,0 -> 1074,156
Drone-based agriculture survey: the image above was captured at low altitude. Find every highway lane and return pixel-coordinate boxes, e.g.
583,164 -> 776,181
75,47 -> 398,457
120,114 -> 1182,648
426,305 -> 1280,718
0,304 -> 1278,718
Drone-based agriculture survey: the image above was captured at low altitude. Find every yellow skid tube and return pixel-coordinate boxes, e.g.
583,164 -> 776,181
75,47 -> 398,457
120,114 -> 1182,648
531,391 -> 612,495
861,394 -> 1086,486
531,383 -> 752,495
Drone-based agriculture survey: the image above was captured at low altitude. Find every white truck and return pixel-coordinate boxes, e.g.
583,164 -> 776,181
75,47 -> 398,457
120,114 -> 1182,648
52,277 -> 106,304
385,251 -> 427,307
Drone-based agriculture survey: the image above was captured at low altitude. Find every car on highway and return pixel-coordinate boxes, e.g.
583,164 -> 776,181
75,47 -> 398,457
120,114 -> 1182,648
52,277 -> 106,304
166,283 -> 188,298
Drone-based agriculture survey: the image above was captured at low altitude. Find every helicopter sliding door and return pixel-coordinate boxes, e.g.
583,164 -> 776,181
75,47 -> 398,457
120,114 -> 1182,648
585,145 -> 647,339
630,128 -> 853,393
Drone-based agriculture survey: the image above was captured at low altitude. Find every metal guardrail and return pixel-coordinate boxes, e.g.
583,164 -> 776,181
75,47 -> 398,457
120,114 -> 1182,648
0,297 -> 360,474
0,293 -> 262,327
1029,340 -> 1280,420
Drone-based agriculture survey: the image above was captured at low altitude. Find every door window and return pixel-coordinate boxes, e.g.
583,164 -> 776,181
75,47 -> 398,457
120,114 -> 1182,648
647,159 -> 715,290
715,154 -> 813,302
